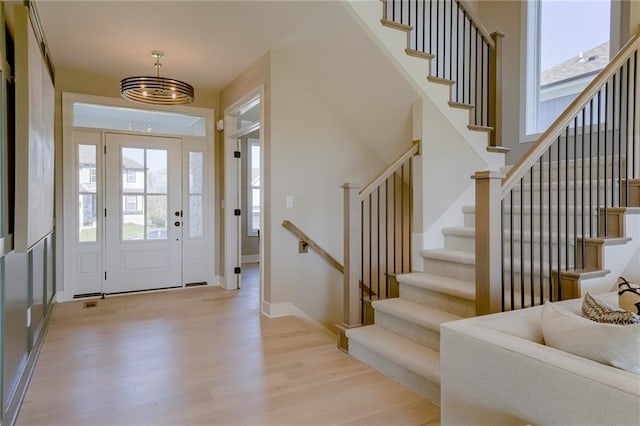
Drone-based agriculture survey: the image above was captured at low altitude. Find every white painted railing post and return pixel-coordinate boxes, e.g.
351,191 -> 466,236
473,171 -> 504,315
337,183 -> 362,351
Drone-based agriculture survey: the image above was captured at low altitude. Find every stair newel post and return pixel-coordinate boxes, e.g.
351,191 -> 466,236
337,183 -> 363,351
488,32 -> 505,148
473,171 -> 505,315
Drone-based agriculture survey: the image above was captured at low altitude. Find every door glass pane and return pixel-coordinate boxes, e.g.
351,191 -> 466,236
78,144 -> 97,242
147,195 -> 167,240
189,195 -> 203,238
189,151 -> 203,194
147,149 -> 167,194
251,188 -> 260,232
78,194 -> 97,242
122,195 -> 144,240
122,147 -> 145,194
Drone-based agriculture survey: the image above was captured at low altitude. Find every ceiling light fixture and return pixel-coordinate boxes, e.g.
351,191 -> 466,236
120,51 -> 194,105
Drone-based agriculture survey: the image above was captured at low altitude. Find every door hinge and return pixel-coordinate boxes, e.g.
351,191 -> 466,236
234,267 -> 241,274
234,151 -> 241,158
104,145 -> 106,154
104,208 -> 107,217
234,209 -> 241,216
104,271 -> 107,280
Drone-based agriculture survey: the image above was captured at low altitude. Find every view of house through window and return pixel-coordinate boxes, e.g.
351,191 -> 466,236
248,140 -> 261,236
526,0 -> 610,135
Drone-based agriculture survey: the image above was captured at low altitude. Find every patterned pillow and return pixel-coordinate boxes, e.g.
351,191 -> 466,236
618,278 -> 640,315
582,293 -> 640,325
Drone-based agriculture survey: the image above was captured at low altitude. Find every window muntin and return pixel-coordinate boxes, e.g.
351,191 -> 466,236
248,140 -> 260,236
188,151 -> 204,238
78,144 -> 97,242
121,147 -> 168,241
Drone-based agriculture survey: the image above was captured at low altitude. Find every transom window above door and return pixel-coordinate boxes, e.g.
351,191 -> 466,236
73,103 -> 207,137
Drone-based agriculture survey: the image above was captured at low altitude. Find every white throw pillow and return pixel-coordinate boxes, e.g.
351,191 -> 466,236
541,301 -> 640,374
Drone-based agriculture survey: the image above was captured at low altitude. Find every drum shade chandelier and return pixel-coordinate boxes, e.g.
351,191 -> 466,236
120,51 -> 194,105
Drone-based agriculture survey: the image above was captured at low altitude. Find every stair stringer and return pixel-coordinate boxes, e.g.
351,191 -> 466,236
576,211 -> 640,294
341,0 -> 504,171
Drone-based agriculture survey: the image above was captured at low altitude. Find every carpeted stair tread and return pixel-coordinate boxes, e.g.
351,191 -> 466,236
442,226 -> 475,237
372,298 -> 462,332
420,248 -> 475,265
346,325 -> 441,385
397,272 -> 475,301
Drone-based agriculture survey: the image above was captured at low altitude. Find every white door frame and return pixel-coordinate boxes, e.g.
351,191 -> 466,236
223,85 -> 264,293
60,92 -> 215,302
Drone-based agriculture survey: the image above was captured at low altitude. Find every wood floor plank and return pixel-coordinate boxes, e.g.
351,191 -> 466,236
17,265 -> 440,425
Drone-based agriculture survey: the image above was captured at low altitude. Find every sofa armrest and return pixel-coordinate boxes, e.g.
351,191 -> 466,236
440,321 -> 640,425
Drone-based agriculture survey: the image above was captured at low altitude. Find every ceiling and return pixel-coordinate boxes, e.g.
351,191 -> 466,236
35,1 -> 323,92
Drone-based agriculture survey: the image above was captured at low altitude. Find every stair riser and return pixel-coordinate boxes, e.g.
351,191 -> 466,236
375,310 -> 441,351
503,215 -> 597,233
422,258 -> 475,282
530,161 -> 627,180
348,339 -> 441,406
464,211 -> 475,227
400,283 -> 475,317
444,234 -> 475,253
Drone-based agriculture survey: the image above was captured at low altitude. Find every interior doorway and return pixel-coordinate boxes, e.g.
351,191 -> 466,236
224,87 -> 263,301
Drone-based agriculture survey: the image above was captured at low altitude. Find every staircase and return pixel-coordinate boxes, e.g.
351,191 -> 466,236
347,206 -> 476,403
341,0 -> 640,408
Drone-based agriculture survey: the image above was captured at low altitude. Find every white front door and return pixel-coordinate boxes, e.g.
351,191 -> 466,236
105,133 -> 182,293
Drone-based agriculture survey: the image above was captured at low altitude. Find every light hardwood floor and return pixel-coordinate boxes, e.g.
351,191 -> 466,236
17,264 -> 440,425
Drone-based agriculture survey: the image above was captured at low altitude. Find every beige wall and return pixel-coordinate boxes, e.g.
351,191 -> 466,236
268,49 -> 388,329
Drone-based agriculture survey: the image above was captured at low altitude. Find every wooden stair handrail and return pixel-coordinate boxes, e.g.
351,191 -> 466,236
501,29 -> 640,197
282,220 -> 344,273
359,140 -> 420,199
456,0 -> 496,49
281,220 -> 377,296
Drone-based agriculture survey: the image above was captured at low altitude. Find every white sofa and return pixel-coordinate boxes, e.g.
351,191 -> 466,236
440,293 -> 640,425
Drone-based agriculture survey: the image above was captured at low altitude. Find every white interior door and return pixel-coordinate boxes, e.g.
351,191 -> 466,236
105,133 -> 182,293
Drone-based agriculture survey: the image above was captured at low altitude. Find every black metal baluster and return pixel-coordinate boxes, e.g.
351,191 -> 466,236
400,0 -> 403,24
456,2 -> 460,102
627,50 -> 638,181
539,157 -> 544,305
429,0 -> 433,54
612,74 -> 617,209
618,69 -> 623,208
462,10 -> 466,103
625,58 -> 631,207
422,0 -> 426,53
449,0 -> 453,81
436,0 -> 440,77
604,82 -> 609,237
557,136 -> 562,300
401,164 -> 405,272
361,200 -> 365,323
582,98 -> 593,240
565,127 -> 569,272
529,169 -> 534,307
519,178 -> 524,309
377,187 -> 381,299
475,29 -> 479,125
501,198 -> 505,311
385,178 -> 389,298
409,156 -> 413,271
393,172 -> 397,273
510,191 -> 514,310
597,90 -> 602,238
481,40 -> 485,126
581,108 -> 586,269
467,14 -> 471,105
548,149 -> 553,300
574,117 -> 578,270
369,193 -> 372,303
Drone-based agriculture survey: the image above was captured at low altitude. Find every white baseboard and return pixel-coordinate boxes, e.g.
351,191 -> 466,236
261,301 -> 335,337
241,255 -> 259,263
